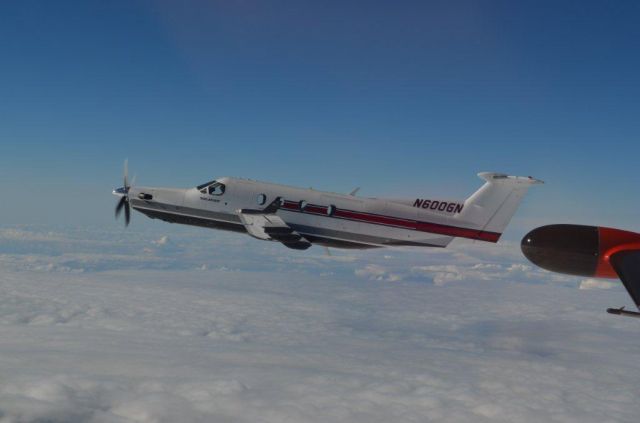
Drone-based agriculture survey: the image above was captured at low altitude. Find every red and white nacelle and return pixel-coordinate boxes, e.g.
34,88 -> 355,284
522,225 -> 640,317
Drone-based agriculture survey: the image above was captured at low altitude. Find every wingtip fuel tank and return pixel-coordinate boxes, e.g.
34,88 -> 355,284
521,224 -> 600,277
521,224 -> 640,279
522,224 -> 640,317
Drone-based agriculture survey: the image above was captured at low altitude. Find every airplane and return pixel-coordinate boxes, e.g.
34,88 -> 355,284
521,225 -> 640,318
114,162 -> 542,251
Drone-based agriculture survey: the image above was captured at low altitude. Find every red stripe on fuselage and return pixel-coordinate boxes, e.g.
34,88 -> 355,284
280,201 -> 500,242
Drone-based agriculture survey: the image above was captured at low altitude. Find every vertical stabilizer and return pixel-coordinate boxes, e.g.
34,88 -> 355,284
455,173 -> 543,241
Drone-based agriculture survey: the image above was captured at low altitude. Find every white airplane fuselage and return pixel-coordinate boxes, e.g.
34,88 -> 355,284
118,173 -> 541,250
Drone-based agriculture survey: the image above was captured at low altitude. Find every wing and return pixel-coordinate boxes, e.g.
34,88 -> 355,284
610,249 -> 640,309
238,201 -> 312,251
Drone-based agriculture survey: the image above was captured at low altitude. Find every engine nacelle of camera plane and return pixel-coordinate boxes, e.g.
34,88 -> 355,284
521,224 -> 640,279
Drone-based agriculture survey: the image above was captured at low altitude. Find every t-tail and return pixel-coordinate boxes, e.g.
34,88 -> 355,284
453,172 -> 543,242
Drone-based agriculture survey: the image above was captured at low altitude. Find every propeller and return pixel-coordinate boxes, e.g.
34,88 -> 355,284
114,159 -> 131,226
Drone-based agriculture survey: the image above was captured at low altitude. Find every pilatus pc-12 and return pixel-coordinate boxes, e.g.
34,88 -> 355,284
114,162 -> 541,251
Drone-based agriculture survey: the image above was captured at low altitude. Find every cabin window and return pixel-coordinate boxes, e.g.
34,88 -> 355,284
257,194 -> 267,205
299,200 -> 308,211
327,205 -> 336,216
208,183 -> 225,196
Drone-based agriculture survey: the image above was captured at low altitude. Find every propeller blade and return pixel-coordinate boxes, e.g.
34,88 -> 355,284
124,159 -> 129,190
124,201 -> 131,226
115,196 -> 127,218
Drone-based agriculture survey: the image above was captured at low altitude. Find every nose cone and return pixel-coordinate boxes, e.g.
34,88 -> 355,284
521,225 -> 599,277
112,186 -> 128,196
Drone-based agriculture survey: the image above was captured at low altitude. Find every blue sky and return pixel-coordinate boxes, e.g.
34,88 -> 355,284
1,0 -> 639,231
2,4 -> 640,420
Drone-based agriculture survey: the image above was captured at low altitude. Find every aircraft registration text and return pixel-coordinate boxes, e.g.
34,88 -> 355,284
413,199 -> 464,214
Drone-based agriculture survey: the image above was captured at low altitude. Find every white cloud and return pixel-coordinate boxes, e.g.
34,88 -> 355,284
355,264 -> 403,282
579,278 -> 619,290
152,235 -> 170,246
0,225 -> 639,422
412,264 -> 470,285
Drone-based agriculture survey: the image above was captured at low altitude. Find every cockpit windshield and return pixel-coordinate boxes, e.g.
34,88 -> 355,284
197,180 -> 226,196
196,180 -> 216,190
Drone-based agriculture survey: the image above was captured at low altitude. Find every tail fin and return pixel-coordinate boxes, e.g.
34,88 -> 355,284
455,172 -> 543,241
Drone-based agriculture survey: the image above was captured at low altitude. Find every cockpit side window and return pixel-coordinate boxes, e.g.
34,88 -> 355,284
208,183 -> 225,196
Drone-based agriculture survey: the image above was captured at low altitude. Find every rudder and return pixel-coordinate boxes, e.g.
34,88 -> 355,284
455,172 -> 543,242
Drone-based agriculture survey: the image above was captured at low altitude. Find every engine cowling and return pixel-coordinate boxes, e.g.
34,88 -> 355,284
521,224 -> 640,279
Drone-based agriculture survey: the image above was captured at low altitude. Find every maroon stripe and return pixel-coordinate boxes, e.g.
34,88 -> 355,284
414,221 -> 500,242
280,201 -> 500,242
304,205 -> 327,214
335,209 -> 409,228
282,201 -> 299,211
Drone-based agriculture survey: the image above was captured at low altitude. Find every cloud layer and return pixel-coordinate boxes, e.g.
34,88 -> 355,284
0,225 -> 638,422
